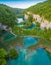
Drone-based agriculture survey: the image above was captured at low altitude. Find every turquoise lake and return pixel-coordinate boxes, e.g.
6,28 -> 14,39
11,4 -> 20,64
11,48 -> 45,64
17,24 -> 24,27
8,48 -> 51,65
24,36 -> 38,48
8,36 -> 51,65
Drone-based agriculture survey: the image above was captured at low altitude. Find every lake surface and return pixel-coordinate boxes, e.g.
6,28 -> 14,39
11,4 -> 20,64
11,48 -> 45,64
7,36 -> 51,65
8,48 -> 51,65
24,36 -> 38,48
17,24 -> 24,27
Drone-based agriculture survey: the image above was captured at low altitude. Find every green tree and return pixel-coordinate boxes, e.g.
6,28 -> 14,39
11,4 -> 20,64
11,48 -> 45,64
8,48 -> 18,59
0,59 -> 6,65
0,48 -> 7,65
24,21 -> 31,28
0,48 -> 19,65
0,48 -> 7,58
27,1 -> 51,21
28,14 -> 33,23
47,0 -> 51,1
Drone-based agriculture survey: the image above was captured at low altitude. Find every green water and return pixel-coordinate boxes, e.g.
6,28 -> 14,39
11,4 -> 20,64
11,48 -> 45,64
2,32 -> 15,41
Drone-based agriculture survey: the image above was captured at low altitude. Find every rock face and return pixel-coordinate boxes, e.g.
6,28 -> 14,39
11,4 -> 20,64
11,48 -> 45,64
24,12 -> 51,30
40,21 -> 51,30
33,14 -> 51,30
0,23 -> 7,30
0,23 -> 12,32
24,14 -> 28,20
33,14 -> 42,23
45,48 -> 51,53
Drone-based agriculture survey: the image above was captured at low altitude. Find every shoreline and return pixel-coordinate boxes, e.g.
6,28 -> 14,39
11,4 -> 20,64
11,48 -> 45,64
11,41 -> 51,54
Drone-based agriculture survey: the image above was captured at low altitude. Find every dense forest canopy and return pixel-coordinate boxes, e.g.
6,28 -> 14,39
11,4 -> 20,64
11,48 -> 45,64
47,0 -> 51,1
26,1 -> 51,21
12,8 -> 25,18
12,8 -> 24,14
0,4 -> 17,28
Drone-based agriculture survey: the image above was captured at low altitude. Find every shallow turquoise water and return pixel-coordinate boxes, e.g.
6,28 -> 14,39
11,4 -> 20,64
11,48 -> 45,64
7,36 -> 51,65
24,36 -> 38,48
17,24 -> 24,27
8,48 -> 51,65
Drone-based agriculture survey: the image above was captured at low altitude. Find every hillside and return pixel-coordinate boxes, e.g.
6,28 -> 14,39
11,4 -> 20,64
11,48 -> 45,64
12,8 -> 24,14
12,8 -> 24,18
0,4 -> 17,28
26,1 -> 51,21
0,4 -> 24,18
